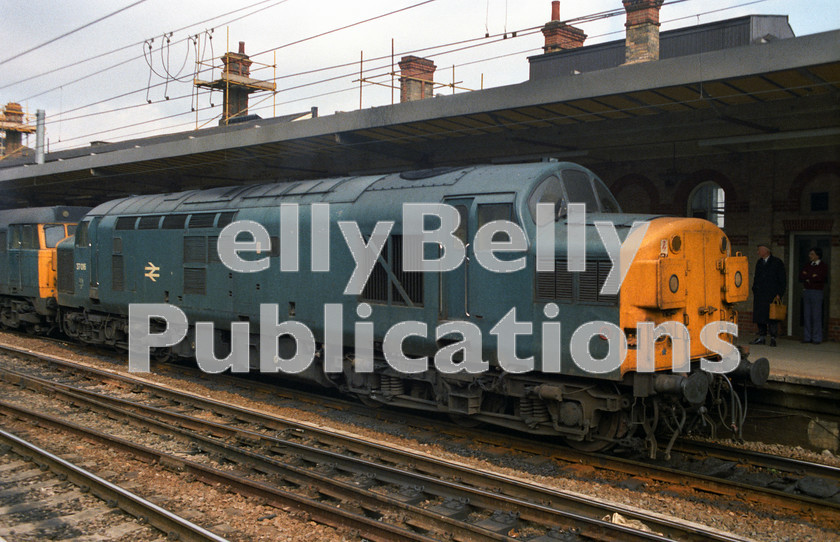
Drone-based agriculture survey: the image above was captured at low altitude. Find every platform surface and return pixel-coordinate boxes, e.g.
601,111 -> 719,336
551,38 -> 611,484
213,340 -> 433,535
738,337 -> 840,389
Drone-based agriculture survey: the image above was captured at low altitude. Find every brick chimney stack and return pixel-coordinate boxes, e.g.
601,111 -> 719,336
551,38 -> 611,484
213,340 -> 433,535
541,1 -> 586,53
398,56 -> 436,102
221,41 -> 253,120
222,41 -> 253,77
622,0 -> 664,64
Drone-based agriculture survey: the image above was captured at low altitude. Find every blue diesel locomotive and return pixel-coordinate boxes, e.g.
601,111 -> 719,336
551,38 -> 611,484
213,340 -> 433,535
6,163 -> 768,454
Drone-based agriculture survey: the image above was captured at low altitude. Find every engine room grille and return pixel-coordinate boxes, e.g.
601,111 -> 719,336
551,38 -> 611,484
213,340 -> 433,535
183,267 -> 206,295
57,250 -> 75,293
361,235 -> 423,306
111,255 -> 124,291
184,236 -> 206,263
390,235 -> 423,305
162,214 -> 188,229
207,237 -> 221,262
188,213 -> 216,229
138,215 -> 162,229
536,259 -> 617,305
536,259 -> 573,301
115,216 -> 137,230
362,254 -> 389,303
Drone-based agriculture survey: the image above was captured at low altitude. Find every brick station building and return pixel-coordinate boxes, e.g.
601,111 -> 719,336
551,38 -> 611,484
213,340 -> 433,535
527,1 -> 839,341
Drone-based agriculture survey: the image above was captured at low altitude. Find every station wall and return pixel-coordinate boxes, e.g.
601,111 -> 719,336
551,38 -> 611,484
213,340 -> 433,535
604,146 -> 840,342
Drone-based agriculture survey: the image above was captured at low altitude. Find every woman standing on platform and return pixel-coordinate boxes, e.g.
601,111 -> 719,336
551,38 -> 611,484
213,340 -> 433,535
799,247 -> 828,344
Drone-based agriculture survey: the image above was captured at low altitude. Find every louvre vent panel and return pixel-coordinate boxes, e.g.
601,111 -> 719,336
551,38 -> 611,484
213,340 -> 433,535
138,215 -> 162,229
390,235 -> 423,305
112,255 -> 124,291
534,259 -> 616,305
578,266 -> 599,301
362,258 -> 389,302
217,212 -> 236,228
555,259 -> 573,299
57,250 -> 75,293
597,261 -> 618,304
188,213 -> 216,228
184,236 -> 206,263
162,214 -> 188,229
115,217 -> 136,230
536,272 -> 555,300
184,267 -> 206,295
207,237 -> 221,262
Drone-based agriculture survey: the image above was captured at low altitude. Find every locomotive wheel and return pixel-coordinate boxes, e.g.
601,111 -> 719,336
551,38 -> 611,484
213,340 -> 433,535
151,347 -> 172,363
565,411 -> 622,452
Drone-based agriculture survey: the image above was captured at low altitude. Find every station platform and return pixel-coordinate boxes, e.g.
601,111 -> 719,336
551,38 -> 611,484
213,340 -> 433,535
738,337 -> 840,390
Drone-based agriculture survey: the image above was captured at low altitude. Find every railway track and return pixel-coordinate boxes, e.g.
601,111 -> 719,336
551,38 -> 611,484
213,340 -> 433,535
0,426 -> 226,542
0,343 -> 754,541
155,356 -> 840,500
85,343 -> 840,519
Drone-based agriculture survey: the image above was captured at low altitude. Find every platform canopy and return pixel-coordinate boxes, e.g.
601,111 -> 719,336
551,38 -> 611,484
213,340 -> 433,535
0,29 -> 837,209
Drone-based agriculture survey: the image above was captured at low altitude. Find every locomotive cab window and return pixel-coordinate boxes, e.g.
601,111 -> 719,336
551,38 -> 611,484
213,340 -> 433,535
20,225 -> 38,249
9,226 -> 21,249
562,169 -> 598,209
594,178 -> 621,213
44,224 -> 67,248
528,175 -> 567,222
75,221 -> 90,247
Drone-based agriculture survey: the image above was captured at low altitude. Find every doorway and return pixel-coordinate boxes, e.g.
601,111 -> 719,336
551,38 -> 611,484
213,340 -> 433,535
790,234 -> 831,338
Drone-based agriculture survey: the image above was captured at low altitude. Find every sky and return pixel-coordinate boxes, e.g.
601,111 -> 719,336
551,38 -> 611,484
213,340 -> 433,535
1,0 -> 838,154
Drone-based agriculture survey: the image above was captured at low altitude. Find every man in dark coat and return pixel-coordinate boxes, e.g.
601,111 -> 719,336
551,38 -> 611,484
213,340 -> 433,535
751,244 -> 786,346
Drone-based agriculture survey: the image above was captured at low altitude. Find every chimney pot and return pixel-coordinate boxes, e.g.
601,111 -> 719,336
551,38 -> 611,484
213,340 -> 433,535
541,2 -> 586,54
238,41 -> 246,54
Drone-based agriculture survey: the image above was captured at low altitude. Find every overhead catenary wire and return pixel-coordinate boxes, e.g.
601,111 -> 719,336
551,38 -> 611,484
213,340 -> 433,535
46,0 -> 772,151
36,0 -> 710,146
0,0 -> 149,67
21,0 -> 435,115
251,0 -> 438,57
51,19 -> 547,126
11,0 -> 292,102
47,0 -> 696,121
41,0 -> 448,127
1,0 -> 287,92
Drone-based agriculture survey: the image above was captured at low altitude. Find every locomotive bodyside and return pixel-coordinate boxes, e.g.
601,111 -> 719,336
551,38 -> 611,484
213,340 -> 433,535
53,164 -> 764,452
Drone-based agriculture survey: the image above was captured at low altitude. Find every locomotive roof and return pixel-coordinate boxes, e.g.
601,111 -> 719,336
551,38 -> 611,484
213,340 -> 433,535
85,162 -> 578,217
0,206 -> 91,228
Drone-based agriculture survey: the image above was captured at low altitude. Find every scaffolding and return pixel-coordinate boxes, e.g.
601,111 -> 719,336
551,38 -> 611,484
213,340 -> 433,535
194,39 -> 276,125
0,102 -> 36,159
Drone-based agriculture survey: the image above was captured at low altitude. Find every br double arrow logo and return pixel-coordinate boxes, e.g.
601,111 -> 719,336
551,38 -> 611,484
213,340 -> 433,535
144,262 -> 160,282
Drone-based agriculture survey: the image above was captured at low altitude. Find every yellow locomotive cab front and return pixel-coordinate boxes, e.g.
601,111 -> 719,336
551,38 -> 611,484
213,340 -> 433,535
620,217 -> 749,374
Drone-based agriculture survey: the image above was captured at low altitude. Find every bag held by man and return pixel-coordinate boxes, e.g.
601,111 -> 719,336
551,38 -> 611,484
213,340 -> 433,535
769,296 -> 787,321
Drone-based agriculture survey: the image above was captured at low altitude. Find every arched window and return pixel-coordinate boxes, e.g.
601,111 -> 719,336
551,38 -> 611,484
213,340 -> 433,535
688,181 -> 725,228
